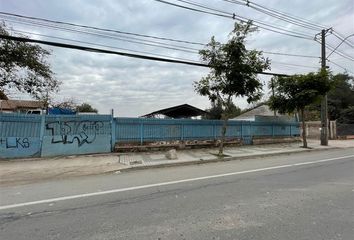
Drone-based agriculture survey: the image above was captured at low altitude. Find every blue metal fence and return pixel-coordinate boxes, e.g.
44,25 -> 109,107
0,113 -> 112,158
114,118 -> 300,144
0,113 -> 300,159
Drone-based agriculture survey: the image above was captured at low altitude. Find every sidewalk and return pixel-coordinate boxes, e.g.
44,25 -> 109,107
0,139 -> 353,186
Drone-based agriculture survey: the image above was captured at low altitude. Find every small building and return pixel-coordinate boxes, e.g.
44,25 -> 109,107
232,104 -> 296,122
141,104 -> 207,119
0,99 -> 44,113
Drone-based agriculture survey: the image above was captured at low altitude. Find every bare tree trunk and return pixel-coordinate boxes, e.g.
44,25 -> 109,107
218,115 -> 228,156
301,108 -> 307,148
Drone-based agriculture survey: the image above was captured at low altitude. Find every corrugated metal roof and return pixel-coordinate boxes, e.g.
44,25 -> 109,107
140,104 -> 207,119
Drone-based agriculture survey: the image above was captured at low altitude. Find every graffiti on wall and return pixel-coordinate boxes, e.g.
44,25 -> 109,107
0,137 -> 30,149
46,121 -> 104,147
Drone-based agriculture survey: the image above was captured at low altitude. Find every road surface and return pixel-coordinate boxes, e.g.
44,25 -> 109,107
1,148 -> 353,239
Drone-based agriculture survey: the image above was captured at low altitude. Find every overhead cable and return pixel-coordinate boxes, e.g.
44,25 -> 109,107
153,0 -> 314,40
0,34 -> 290,76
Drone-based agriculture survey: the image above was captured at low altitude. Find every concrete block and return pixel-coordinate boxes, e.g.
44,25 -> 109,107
165,149 -> 178,160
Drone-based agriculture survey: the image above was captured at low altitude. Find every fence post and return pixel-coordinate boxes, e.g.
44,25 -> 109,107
140,121 -> 144,145
39,113 -> 46,157
250,122 -> 253,144
272,123 -> 274,137
181,123 -> 184,141
213,121 -> 216,140
110,109 -> 115,152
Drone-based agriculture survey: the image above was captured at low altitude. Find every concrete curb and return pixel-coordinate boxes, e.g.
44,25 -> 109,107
117,146 -> 342,173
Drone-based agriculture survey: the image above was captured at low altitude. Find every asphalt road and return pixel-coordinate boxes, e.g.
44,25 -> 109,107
0,148 -> 353,240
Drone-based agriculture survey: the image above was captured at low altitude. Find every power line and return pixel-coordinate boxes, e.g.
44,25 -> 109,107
1,17 -> 201,54
0,34 -> 290,76
315,38 -> 354,62
174,0 -> 314,37
262,51 -> 319,59
8,28 -> 201,63
271,61 -> 319,69
247,1 -> 327,29
153,0 -> 314,40
326,33 -> 354,59
1,12 -> 324,61
0,11 -> 206,46
332,31 -> 354,48
222,0 -> 323,31
222,0 -> 353,61
325,42 -> 354,61
327,60 -> 354,74
12,27 -> 319,62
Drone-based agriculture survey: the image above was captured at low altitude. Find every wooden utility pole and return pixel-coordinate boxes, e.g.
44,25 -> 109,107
320,29 -> 329,146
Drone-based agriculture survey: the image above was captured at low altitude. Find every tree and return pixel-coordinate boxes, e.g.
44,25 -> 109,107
327,73 -> 354,120
194,21 -> 270,156
268,71 -> 331,148
53,98 -> 77,111
337,106 -> 354,124
305,73 -> 354,121
203,99 -> 241,120
76,103 -> 98,113
0,22 -> 60,99
0,89 -> 8,100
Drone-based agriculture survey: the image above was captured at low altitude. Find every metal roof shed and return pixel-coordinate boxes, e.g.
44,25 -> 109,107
140,104 -> 207,119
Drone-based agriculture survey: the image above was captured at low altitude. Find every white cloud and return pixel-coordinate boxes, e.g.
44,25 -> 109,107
1,0 -> 353,116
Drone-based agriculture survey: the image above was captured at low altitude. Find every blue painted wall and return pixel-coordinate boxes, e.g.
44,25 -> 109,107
0,113 -> 300,159
41,115 -> 112,157
0,113 -> 112,159
0,114 -> 42,158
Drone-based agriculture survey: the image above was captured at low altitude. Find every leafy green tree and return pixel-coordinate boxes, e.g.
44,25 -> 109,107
203,99 -> 241,120
268,71 -> 331,148
194,21 -> 270,156
0,22 -> 59,99
76,103 -> 98,113
337,106 -> 354,124
306,73 -> 354,121
327,73 -> 354,120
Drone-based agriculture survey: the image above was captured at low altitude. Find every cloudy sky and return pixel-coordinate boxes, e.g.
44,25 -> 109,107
1,0 -> 353,116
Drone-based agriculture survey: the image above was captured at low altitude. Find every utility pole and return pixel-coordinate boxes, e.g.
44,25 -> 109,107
271,77 -> 276,116
320,29 -> 329,146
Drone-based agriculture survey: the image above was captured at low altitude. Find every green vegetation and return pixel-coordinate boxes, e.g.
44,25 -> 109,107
0,22 -> 59,100
194,21 -> 270,156
268,71 -> 331,148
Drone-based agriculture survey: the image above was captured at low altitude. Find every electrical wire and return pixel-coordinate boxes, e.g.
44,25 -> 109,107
0,34 -> 290,76
262,51 -> 319,59
315,39 -> 354,62
222,0 -> 322,31
174,0 -> 314,38
8,28 -> 201,63
327,60 -> 354,74
153,0 -> 314,40
325,42 -> 354,61
0,11 -> 206,46
225,0 -> 327,30
1,12 -> 324,60
271,61 -> 319,70
332,31 -> 354,48
327,33 -> 354,59
1,10 -> 344,74
1,17 -> 201,54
